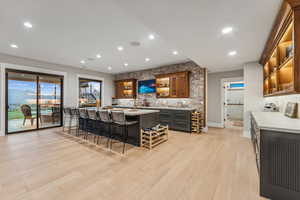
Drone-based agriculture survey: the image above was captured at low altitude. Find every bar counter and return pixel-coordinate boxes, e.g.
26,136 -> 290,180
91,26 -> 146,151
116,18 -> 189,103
87,108 -> 160,146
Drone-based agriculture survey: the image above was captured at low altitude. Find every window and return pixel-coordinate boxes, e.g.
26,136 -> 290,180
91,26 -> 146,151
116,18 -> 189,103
79,78 -> 102,108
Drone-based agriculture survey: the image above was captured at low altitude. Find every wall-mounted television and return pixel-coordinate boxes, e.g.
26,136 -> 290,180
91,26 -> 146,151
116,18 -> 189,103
138,79 -> 156,94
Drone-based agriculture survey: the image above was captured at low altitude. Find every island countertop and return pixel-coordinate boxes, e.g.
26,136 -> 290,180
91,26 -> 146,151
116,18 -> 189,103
86,107 -> 160,116
115,109 -> 160,116
113,105 -> 196,111
251,111 -> 300,134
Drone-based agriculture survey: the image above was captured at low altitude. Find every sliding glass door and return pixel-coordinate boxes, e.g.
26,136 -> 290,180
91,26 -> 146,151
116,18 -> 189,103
6,70 -> 63,134
39,75 -> 63,129
6,72 -> 38,133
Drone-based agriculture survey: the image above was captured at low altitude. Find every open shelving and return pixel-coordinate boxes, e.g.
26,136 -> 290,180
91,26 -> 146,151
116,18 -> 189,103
155,71 -> 189,98
261,10 -> 297,97
156,77 -> 170,97
115,79 -> 137,99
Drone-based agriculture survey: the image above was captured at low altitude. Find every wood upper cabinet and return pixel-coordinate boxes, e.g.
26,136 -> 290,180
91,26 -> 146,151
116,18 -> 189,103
115,79 -> 136,99
176,72 -> 189,98
116,81 -> 124,98
170,75 -> 177,97
155,71 -> 189,98
260,1 -> 300,96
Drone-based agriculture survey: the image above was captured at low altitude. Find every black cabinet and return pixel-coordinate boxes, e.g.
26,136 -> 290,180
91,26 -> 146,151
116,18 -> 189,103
251,114 -> 300,200
158,109 -> 192,132
113,106 -> 194,132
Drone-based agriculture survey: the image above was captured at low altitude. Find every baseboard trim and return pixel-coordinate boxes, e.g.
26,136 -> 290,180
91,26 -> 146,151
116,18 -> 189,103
207,121 -> 224,128
243,130 -> 251,138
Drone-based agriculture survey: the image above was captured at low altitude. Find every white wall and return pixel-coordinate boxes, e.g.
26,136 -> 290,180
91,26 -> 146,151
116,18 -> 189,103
243,62 -> 264,137
207,69 -> 243,127
0,53 -> 114,136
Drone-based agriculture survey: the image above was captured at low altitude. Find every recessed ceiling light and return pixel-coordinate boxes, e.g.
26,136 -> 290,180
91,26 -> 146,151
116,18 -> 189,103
10,44 -> 18,48
124,63 -> 128,67
222,27 -> 233,34
96,54 -> 101,58
148,34 -> 155,40
173,51 -> 178,55
80,60 -> 86,64
145,58 -> 150,62
228,51 -> 237,56
117,46 -> 124,51
108,66 -> 112,70
24,21 -> 33,28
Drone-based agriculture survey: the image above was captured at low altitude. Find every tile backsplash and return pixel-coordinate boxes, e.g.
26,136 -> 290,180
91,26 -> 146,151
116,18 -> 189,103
264,94 -> 300,116
114,61 -> 206,112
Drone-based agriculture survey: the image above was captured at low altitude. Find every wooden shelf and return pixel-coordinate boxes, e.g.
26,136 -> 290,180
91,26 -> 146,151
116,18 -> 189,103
258,1 -> 300,97
140,125 -> 169,150
155,71 -> 189,98
115,79 -> 137,99
278,55 -> 293,70
260,7 -> 297,97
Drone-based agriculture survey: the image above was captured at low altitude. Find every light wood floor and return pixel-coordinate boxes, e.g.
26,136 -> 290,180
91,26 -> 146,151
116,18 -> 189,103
0,127 -> 267,200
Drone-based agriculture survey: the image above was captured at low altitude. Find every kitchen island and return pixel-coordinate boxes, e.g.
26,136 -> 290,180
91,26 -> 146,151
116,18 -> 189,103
88,108 -> 160,146
122,109 -> 160,146
113,106 -> 196,132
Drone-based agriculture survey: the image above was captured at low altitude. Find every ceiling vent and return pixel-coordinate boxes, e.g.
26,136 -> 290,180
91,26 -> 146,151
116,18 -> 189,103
130,41 -> 141,47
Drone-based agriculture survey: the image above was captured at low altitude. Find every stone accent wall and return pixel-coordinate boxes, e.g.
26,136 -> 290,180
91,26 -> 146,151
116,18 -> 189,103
114,61 -> 206,112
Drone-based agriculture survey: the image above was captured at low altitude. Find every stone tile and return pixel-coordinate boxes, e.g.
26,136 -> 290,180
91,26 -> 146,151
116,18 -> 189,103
115,61 -> 205,111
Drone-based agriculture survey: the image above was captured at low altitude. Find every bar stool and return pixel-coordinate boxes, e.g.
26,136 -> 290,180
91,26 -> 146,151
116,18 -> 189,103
79,109 -> 89,139
87,110 -> 98,143
63,107 -> 72,132
70,108 -> 80,136
111,111 -> 138,154
97,110 -> 112,148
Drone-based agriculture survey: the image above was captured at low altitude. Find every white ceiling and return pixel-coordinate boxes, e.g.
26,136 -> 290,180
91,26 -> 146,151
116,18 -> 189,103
114,0 -> 282,72
0,0 -> 282,74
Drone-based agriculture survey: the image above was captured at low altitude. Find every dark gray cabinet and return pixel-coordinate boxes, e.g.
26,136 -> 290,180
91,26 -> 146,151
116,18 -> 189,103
114,106 -> 194,132
150,109 -> 193,132
251,114 -> 300,200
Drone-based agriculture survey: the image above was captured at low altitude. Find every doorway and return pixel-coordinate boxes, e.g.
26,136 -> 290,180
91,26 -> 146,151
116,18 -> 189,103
223,81 -> 244,128
5,69 -> 63,134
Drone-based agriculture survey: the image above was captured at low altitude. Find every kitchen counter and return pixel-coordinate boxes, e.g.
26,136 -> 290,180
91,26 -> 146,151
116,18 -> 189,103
113,108 -> 160,116
86,107 -> 160,115
113,105 -> 196,111
251,111 -> 300,134
85,108 -> 160,146
251,112 -> 300,199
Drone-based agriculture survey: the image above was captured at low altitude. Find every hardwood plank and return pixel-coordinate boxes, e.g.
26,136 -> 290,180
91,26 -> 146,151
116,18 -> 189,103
0,127 -> 267,200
